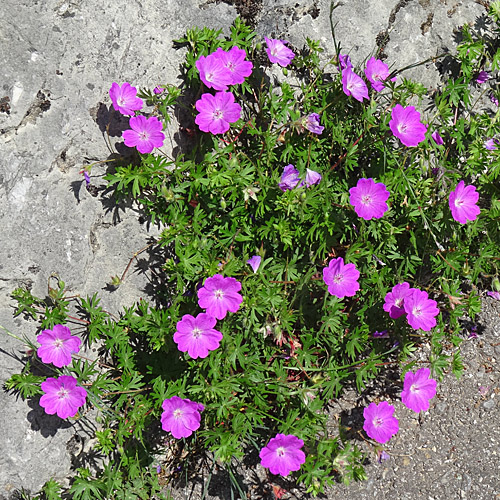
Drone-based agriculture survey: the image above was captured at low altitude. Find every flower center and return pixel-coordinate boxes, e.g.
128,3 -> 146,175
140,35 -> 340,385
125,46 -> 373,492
361,194 -> 372,206
213,109 -> 224,120
395,298 -> 403,308
276,446 -> 286,457
206,71 -> 214,82
455,198 -> 465,207
398,123 -> 408,134
410,383 -> 419,393
139,131 -> 150,141
214,289 -> 224,299
53,338 -> 64,349
173,409 -> 184,419
192,327 -> 202,339
372,72 -> 381,81
373,417 -> 384,428
57,388 -> 69,400
226,62 -> 235,70
117,97 -> 126,106
412,306 -> 422,318
271,48 -> 278,56
333,273 -> 344,284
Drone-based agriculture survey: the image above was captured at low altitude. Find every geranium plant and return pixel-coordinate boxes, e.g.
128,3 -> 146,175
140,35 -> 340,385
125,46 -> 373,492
5,5 -> 500,498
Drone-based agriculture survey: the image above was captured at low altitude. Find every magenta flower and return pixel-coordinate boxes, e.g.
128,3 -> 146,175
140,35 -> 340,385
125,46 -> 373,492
490,92 -> 499,106
401,367 -> 437,413
197,274 -> 243,320
214,47 -> 253,85
37,324 -> 81,368
485,138 -> 498,150
431,131 -> 444,145
122,115 -> 165,154
389,104 -> 428,147
383,282 -> 411,319
364,57 -> 393,91
195,91 -> 241,135
153,86 -> 164,94
303,113 -> 324,134
174,313 -> 222,359
487,291 -> 500,300
476,70 -> 489,84
404,289 -> 439,331
161,396 -> 204,439
109,82 -> 143,116
195,54 -> 233,91
264,37 -> 295,67
40,375 -> 87,419
278,164 -> 302,191
349,178 -> 390,220
372,330 -> 389,338
323,257 -> 360,299
247,255 -> 262,273
338,54 -> 352,71
363,401 -> 399,444
342,68 -> 369,102
305,168 -> 322,187
449,181 -> 480,224
259,434 -> 306,476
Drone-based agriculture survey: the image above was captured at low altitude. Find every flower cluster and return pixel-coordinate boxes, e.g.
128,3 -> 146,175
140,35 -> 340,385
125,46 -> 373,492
363,368 -> 437,444
278,164 -> 322,191
193,46 -> 253,134
384,283 -> 440,331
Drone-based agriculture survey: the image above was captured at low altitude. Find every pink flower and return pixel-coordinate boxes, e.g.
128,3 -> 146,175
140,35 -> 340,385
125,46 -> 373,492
476,70 -> 489,84
303,113 -> 324,134
323,257 -> 360,298
349,178 -> 390,220
487,291 -> 500,300
214,47 -> 253,85
122,115 -> 165,154
195,91 -> 241,135
161,396 -> 204,439
264,37 -> 295,67
363,401 -> 399,444
401,367 -> 437,413
195,54 -> 233,91
40,375 -> 87,419
153,86 -> 164,94
449,180 -> 480,224
174,313 -> 222,359
404,289 -> 439,331
431,131 -> 444,145
338,54 -> 352,71
364,57 -> 394,91
342,68 -> 369,102
247,255 -> 262,273
197,274 -> 243,320
259,434 -> 306,476
305,168 -> 322,187
383,282 -> 411,319
485,138 -> 498,150
37,324 -> 81,368
389,104 -> 428,147
278,164 -> 302,191
109,82 -> 143,116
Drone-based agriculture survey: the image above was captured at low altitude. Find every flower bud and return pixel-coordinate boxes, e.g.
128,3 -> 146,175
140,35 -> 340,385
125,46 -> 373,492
493,276 -> 500,292
220,198 -> 227,210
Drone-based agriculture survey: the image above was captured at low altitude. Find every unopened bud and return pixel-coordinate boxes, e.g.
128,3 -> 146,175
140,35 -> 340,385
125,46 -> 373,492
493,276 -> 500,292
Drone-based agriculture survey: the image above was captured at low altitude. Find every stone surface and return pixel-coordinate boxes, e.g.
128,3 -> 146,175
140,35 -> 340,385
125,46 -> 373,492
0,0 -> 495,497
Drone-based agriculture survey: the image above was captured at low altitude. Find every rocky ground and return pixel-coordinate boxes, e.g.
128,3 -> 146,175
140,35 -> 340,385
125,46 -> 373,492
1,0 -> 498,498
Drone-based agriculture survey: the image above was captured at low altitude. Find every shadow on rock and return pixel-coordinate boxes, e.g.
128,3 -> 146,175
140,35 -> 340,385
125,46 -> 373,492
26,396 -> 72,437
